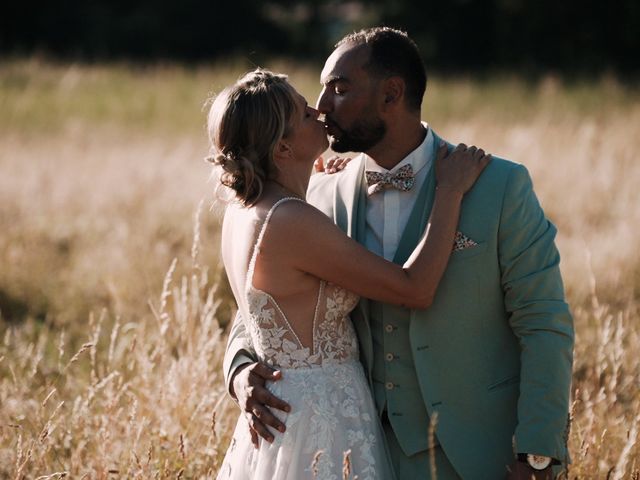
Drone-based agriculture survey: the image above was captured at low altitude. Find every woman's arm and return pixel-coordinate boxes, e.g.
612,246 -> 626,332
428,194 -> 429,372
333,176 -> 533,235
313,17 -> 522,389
269,143 -> 490,309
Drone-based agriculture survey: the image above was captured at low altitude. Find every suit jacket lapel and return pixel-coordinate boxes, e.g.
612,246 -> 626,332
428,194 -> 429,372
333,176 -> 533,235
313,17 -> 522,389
392,133 -> 441,264
330,155 -> 371,316
331,155 -> 366,238
332,156 -> 373,375
353,162 -> 371,327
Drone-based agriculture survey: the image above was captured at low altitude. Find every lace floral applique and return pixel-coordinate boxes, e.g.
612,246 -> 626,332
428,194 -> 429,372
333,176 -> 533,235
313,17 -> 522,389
313,283 -> 360,365
298,363 -> 379,480
246,289 -> 320,368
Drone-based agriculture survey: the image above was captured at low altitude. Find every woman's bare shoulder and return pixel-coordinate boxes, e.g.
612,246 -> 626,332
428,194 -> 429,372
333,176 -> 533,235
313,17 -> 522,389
258,198 -> 333,248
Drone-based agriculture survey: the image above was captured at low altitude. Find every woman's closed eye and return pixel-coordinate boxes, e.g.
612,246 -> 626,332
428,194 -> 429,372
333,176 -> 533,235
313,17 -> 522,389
306,107 -> 320,119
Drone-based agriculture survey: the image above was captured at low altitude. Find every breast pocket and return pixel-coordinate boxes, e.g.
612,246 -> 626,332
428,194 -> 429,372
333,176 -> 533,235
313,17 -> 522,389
448,241 -> 488,264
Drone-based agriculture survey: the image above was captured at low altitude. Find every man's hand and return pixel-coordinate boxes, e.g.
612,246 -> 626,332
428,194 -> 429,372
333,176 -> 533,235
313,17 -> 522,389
506,461 -> 554,480
314,155 -> 352,174
231,362 -> 291,448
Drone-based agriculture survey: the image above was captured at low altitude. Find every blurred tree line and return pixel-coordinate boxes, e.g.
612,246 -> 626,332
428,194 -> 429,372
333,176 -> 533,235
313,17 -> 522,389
2,0 -> 638,75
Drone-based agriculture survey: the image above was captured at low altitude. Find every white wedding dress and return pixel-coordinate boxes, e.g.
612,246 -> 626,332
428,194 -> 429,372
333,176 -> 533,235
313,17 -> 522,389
217,198 -> 395,480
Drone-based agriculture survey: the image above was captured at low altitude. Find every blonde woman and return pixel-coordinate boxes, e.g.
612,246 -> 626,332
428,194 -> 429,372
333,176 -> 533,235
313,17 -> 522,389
208,69 -> 489,479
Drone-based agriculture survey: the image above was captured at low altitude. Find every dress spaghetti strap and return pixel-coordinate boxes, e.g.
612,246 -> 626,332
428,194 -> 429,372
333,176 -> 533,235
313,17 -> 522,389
245,196 -> 307,294
243,196 -> 317,350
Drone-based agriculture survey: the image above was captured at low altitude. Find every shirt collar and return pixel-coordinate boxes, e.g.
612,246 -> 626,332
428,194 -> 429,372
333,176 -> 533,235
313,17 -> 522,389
364,122 -> 433,174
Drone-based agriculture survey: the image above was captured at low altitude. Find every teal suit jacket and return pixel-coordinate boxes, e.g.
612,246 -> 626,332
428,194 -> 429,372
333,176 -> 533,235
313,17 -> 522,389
224,131 -> 574,479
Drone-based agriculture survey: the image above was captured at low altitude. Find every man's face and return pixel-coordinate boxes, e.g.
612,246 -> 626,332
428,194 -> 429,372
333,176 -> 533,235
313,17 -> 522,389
317,44 -> 386,153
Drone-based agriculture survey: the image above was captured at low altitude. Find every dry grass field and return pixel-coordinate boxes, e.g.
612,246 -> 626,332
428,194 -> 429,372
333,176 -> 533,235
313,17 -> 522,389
0,59 -> 639,478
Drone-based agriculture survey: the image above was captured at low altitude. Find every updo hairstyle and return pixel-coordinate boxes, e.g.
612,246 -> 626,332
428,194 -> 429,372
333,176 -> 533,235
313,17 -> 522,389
207,69 -> 298,206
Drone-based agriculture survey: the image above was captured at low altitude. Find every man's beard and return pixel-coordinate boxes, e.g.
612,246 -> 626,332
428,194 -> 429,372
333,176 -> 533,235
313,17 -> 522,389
327,115 -> 386,153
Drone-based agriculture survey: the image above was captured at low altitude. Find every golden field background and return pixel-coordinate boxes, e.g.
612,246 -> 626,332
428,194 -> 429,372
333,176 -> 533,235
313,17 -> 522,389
0,60 -> 639,478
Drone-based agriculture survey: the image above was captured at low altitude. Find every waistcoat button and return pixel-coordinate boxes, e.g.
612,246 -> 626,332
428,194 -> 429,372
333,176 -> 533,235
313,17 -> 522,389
385,353 -> 394,362
385,324 -> 394,333
385,382 -> 394,390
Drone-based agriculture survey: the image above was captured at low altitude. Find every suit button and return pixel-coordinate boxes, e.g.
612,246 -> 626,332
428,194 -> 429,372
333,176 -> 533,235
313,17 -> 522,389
385,353 -> 394,362
385,382 -> 394,390
385,324 -> 394,333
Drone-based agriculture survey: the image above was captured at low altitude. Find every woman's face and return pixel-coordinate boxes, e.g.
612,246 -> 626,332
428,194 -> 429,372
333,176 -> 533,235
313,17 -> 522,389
284,91 -> 329,164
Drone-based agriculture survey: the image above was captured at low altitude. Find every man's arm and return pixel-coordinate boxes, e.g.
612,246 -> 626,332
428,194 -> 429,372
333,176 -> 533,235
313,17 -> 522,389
223,310 -> 291,446
498,164 -> 574,464
223,310 -> 258,396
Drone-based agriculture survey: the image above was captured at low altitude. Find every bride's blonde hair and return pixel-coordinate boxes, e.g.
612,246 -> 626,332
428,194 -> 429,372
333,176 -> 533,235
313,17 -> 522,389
206,69 -> 298,206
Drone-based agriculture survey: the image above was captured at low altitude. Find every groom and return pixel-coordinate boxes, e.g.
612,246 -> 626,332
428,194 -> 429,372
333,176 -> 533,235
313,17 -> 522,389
224,27 -> 574,479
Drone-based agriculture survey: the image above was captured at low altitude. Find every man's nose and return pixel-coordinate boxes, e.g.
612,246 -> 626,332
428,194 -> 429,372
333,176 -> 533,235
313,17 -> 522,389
316,87 -> 331,114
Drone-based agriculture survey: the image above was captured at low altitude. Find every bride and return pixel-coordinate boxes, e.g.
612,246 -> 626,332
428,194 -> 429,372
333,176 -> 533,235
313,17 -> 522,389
208,69 -> 489,479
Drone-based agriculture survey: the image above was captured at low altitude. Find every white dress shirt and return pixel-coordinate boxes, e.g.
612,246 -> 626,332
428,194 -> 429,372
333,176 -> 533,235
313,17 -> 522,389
364,123 -> 434,261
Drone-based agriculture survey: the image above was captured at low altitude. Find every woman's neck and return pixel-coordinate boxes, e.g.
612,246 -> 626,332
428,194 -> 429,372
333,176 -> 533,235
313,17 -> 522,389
269,178 -> 306,201
270,170 -> 308,200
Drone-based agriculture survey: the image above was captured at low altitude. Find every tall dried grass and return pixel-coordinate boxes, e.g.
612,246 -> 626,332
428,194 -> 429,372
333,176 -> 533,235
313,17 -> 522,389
0,60 -> 638,478
1,204 -> 238,477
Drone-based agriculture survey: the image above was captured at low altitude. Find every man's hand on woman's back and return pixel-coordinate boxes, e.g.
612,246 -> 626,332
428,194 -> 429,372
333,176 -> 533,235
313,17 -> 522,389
231,362 -> 291,448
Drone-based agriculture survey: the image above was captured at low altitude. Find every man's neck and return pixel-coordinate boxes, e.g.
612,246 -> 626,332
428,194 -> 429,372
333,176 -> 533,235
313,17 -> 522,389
365,120 -> 427,170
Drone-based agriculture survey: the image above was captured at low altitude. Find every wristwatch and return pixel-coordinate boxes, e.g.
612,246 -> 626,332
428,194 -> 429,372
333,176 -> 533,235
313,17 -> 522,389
518,453 -> 552,470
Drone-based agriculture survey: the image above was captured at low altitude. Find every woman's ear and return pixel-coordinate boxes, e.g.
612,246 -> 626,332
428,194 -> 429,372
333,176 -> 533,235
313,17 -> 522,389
273,138 -> 293,167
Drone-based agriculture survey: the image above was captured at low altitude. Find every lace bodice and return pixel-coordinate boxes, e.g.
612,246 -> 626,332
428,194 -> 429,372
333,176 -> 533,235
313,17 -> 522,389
244,198 -> 360,369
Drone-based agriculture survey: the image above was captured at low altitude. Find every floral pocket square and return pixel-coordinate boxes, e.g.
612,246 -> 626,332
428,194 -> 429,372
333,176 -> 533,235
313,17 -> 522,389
452,231 -> 479,252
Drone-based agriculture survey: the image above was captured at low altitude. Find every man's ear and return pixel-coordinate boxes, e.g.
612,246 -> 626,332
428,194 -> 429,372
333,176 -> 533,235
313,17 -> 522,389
382,76 -> 405,108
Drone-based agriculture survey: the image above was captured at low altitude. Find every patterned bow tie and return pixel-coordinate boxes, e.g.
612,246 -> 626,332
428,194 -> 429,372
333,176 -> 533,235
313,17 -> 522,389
365,164 -> 415,195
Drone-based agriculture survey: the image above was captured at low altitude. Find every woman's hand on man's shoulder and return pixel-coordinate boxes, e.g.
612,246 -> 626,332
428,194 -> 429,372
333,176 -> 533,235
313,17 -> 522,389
314,155 -> 352,174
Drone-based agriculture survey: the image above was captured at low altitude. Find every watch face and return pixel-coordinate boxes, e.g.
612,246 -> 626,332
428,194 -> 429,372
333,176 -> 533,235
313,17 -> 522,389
527,454 -> 552,470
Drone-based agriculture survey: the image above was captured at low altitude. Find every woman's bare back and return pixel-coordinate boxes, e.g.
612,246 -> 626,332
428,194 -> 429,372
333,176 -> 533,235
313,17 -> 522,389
222,194 -> 360,366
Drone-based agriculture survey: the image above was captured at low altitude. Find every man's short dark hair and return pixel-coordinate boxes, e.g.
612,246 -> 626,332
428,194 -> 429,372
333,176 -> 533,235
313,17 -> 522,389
336,27 -> 427,112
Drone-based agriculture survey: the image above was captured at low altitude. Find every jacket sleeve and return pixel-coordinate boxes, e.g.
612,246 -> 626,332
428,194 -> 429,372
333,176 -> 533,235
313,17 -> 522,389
223,310 -> 257,397
498,164 -> 574,462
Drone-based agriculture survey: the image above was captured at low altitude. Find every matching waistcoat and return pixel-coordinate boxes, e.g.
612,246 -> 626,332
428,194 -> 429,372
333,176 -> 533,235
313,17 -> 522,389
364,152 -> 440,457
370,299 -> 438,456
